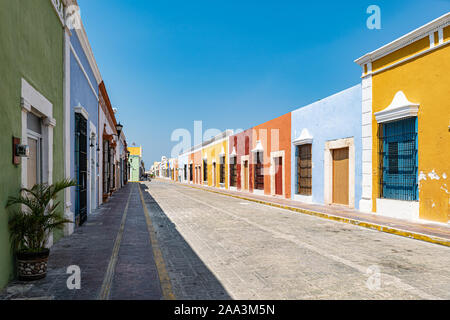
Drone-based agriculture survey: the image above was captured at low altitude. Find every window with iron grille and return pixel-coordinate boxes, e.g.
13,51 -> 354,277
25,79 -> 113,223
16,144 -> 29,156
203,159 -> 207,181
378,117 -> 418,201
230,156 -> 237,187
296,144 -> 312,195
184,164 -> 187,180
254,151 -> 264,190
220,156 -> 225,184
103,140 -> 110,194
189,164 -> 193,181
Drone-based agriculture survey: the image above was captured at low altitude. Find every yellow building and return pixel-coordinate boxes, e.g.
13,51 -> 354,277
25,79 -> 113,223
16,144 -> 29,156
355,13 -> 450,223
201,130 -> 233,188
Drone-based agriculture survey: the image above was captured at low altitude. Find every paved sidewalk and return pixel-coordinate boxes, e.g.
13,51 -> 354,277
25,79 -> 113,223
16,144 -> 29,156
160,178 -> 450,247
0,183 -> 165,300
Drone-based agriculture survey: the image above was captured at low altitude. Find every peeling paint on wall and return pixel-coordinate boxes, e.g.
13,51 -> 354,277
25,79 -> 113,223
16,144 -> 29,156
428,170 -> 440,180
419,172 -> 427,181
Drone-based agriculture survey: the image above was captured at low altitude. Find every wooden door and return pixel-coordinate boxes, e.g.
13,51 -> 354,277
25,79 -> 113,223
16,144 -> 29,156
243,160 -> 249,190
332,148 -> 349,205
275,157 -> 283,195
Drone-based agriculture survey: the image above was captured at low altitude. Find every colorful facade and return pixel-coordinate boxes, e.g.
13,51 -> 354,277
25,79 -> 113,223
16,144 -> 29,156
291,85 -> 362,208
0,0 -> 67,288
201,131 -> 233,188
192,149 -> 203,184
160,14 -> 449,226
99,82 -> 122,202
128,147 -> 143,182
228,129 -> 253,192
0,0 -> 129,290
355,13 -> 450,223
68,18 -> 102,227
251,113 -> 292,198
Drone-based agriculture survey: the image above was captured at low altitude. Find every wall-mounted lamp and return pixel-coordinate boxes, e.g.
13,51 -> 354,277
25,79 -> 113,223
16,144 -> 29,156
90,133 -> 96,148
116,122 -> 123,137
12,137 -> 28,165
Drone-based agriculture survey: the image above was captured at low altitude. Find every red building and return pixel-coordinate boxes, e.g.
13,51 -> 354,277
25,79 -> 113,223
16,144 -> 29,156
228,129 -> 253,192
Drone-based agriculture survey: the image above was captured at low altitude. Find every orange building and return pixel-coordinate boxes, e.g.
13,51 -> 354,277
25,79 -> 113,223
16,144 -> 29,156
250,113 -> 292,199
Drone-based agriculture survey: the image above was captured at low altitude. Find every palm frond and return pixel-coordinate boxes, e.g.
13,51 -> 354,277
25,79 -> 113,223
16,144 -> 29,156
5,179 -> 77,252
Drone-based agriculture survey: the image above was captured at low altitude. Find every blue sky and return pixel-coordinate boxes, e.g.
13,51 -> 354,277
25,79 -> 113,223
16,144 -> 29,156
78,0 -> 449,166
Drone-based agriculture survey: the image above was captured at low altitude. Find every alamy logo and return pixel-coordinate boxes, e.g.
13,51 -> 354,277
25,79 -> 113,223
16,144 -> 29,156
66,265 -> 81,290
366,265 -> 381,291
366,5 -> 381,30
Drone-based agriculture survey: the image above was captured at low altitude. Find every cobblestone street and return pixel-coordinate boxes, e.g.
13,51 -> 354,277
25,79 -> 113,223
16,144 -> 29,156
2,179 -> 450,300
146,180 -> 450,300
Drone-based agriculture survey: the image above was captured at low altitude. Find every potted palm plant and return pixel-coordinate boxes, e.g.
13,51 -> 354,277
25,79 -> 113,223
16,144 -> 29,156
6,179 -> 77,281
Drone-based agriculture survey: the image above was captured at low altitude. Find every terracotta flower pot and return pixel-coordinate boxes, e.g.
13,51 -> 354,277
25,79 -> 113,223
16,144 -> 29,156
16,249 -> 50,281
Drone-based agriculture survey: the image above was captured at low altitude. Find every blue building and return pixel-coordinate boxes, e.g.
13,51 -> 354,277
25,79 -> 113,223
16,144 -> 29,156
67,26 -> 102,228
290,84 -> 362,209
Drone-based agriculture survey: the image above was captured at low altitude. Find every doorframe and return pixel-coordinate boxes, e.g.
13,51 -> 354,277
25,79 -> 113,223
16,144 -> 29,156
228,154 -> 237,191
270,151 -> 285,197
74,108 -> 88,225
324,137 -> 355,208
20,79 -> 55,247
20,79 -> 55,188
240,155 -> 249,192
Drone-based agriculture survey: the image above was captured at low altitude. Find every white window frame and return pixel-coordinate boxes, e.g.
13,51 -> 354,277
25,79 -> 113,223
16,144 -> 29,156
20,78 -> 56,247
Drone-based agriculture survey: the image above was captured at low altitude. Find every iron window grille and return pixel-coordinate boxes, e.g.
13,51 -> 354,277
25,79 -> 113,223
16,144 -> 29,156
254,151 -> 264,190
296,144 -> 312,196
75,113 -> 87,225
103,140 -> 109,193
230,156 -> 237,187
203,160 -> 208,181
184,165 -> 187,180
189,164 -> 193,181
378,117 -> 418,201
220,156 -> 225,184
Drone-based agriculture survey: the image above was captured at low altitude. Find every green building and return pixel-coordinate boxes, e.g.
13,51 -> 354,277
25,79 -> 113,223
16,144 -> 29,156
0,0 -> 66,288
128,147 -> 143,182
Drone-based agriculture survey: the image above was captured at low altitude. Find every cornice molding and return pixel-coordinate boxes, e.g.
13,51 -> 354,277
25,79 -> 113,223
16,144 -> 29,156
74,104 -> 89,120
293,128 -> 313,146
74,27 -> 102,84
355,12 -> 450,66
374,91 -> 419,123
251,140 -> 264,153
50,0 -> 65,26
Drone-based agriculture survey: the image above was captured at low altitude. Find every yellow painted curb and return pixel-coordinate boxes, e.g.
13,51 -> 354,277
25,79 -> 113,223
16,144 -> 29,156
157,178 -> 450,248
138,183 -> 176,300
